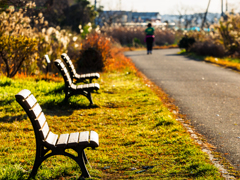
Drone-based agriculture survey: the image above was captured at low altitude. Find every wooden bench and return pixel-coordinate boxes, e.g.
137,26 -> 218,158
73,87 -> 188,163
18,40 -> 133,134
61,53 -> 100,83
54,59 -> 100,105
15,89 -> 99,179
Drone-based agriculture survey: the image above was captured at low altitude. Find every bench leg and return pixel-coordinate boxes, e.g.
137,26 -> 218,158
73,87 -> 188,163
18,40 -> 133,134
29,158 -> 42,179
64,93 -> 70,103
77,149 -> 91,178
83,150 -> 88,164
86,92 -> 93,105
29,147 -> 44,179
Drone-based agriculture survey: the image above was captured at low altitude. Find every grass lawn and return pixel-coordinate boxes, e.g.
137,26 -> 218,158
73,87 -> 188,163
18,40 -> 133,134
0,69 -> 223,179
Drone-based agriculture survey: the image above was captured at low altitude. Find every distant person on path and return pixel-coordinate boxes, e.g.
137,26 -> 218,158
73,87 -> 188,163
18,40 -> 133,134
145,23 -> 155,54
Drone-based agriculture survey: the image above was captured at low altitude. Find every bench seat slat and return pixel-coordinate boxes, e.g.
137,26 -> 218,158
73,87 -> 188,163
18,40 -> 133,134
16,89 -> 31,100
76,73 -> 100,79
56,134 -> 69,148
68,132 -> 79,147
76,83 -> 100,91
45,131 -> 58,148
79,131 -> 89,146
35,112 -> 46,129
90,131 -> 99,147
40,122 -> 49,140
26,94 -> 37,108
30,103 -> 42,119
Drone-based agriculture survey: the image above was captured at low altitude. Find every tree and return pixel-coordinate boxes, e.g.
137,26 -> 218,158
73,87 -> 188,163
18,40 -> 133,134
33,0 -> 99,32
63,0 -> 98,32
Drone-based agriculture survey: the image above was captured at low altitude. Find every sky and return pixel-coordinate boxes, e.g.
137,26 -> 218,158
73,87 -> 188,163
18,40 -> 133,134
89,0 -> 240,15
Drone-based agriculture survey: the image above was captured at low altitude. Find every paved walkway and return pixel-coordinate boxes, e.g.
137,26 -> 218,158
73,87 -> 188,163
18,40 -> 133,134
125,49 -> 240,170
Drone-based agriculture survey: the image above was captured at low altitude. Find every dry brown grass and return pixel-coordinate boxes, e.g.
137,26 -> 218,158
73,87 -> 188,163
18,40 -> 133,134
101,26 -> 176,46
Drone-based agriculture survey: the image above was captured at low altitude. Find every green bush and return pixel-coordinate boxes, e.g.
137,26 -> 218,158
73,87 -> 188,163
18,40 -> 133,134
178,36 -> 196,52
132,38 -> 142,47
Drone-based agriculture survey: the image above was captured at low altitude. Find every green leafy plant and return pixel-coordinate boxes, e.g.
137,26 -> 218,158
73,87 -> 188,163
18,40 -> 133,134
132,37 -> 142,47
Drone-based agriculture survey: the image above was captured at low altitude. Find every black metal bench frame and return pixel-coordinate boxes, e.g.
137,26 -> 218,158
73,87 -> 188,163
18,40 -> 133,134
61,53 -> 100,83
54,59 -> 100,105
15,89 -> 99,179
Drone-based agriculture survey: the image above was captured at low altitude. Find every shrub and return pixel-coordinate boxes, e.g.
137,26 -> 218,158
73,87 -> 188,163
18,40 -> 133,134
77,32 -> 112,73
0,3 -> 71,77
214,12 -> 240,57
0,6 -> 39,77
183,11 -> 240,58
101,25 -> 176,47
178,36 -> 196,52
154,29 -> 175,46
190,41 -> 225,57
132,37 -> 142,47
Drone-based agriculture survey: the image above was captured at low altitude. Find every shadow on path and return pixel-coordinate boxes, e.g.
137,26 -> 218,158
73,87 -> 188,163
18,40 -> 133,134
125,53 -> 148,57
165,53 -> 205,62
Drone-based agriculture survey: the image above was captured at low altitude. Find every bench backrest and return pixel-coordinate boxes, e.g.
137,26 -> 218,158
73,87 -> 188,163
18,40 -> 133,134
54,59 -> 73,87
61,53 -> 77,79
15,89 -> 51,144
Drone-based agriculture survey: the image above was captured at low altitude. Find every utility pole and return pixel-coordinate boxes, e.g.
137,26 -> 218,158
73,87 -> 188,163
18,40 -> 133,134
201,0 -> 211,29
226,0 -> 228,12
221,0 -> 224,16
94,0 -> 97,25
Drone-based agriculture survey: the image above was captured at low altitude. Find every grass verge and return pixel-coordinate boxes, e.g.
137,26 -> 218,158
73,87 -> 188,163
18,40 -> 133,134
0,69 -> 223,179
179,49 -> 240,73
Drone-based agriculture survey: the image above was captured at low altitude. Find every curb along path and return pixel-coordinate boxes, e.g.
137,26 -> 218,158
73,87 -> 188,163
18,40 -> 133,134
125,49 -> 240,179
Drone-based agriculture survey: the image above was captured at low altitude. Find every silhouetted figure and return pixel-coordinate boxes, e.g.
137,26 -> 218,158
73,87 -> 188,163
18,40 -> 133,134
145,23 -> 155,54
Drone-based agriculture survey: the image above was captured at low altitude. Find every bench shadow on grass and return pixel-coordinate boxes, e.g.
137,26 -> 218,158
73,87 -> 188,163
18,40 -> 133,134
0,114 -> 28,123
0,99 -> 15,106
41,85 -> 99,117
0,86 -> 99,122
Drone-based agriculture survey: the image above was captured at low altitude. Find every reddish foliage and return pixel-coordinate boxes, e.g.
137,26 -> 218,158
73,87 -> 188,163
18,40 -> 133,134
78,32 -> 136,72
105,47 -> 136,72
77,33 -> 112,73
14,72 -> 62,82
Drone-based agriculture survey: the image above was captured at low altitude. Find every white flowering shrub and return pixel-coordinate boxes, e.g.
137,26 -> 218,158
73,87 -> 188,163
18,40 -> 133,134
0,5 -> 39,77
215,12 -> 240,57
183,11 -> 240,58
0,2 -> 72,77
